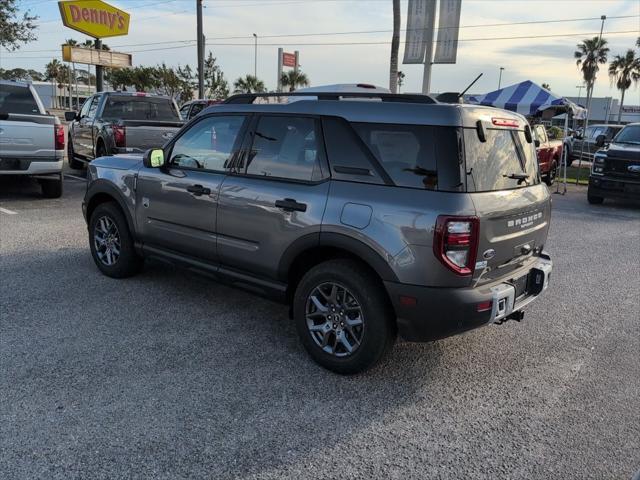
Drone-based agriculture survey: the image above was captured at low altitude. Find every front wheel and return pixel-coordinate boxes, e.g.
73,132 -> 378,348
544,162 -> 557,186
89,202 -> 143,278
293,259 -> 396,374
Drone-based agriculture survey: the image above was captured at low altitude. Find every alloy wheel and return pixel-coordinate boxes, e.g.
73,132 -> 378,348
305,282 -> 365,357
94,215 -> 121,266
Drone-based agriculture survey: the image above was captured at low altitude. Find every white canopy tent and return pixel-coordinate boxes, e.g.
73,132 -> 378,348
468,80 -> 587,193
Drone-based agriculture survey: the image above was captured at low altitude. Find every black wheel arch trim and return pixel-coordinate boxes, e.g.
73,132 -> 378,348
277,231 -> 399,283
85,179 -> 136,235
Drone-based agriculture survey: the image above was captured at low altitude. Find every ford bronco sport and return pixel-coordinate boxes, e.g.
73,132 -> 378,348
83,91 -> 553,374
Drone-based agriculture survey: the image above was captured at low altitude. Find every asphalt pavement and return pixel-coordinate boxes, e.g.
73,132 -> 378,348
1,175 -> 639,480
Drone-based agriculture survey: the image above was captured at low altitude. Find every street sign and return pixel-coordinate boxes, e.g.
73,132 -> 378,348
58,0 -> 130,39
282,52 -> 296,68
62,45 -> 132,68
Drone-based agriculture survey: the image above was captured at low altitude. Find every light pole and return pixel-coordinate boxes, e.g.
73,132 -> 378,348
196,0 -> 204,99
498,67 -> 504,89
252,33 -> 257,78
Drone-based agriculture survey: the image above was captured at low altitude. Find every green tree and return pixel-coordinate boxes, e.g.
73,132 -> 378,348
45,59 -> 63,108
608,49 -> 640,124
0,68 -> 41,81
0,0 -> 38,51
203,52 -> 229,99
130,66 -> 157,92
574,36 -> 609,122
233,74 -> 266,94
154,63 -> 182,98
105,68 -> 133,90
177,65 -> 196,103
280,70 -> 309,92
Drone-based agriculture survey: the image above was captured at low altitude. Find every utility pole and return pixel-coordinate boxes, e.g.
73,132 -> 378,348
196,0 -> 204,98
498,67 -> 504,89
95,39 -> 103,92
252,33 -> 257,77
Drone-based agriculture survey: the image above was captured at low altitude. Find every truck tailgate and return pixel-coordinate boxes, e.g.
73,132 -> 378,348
0,114 -> 56,159
121,120 -> 182,151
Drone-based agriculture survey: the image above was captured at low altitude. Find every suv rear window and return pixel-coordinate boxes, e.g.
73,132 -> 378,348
0,84 -> 40,115
102,96 -> 179,121
353,123 -> 463,191
464,128 -> 539,192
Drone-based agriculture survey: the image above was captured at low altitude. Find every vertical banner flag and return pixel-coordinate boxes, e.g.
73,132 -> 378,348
433,0 -> 462,64
402,0 -> 436,64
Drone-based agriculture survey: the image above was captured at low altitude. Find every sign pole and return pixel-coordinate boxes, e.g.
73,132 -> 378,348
95,39 -> 103,92
277,48 -> 283,93
197,0 -> 204,98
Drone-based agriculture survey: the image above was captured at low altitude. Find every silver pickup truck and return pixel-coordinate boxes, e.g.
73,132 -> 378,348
65,92 -> 183,169
0,80 -> 65,197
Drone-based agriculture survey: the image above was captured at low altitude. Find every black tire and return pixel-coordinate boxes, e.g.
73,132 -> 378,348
40,174 -> 63,198
587,192 -> 604,205
67,137 -> 84,170
89,202 -> 143,278
544,161 -> 557,186
293,259 -> 396,374
95,142 -> 106,159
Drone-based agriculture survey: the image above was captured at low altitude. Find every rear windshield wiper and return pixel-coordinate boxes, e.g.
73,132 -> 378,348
503,172 -> 530,185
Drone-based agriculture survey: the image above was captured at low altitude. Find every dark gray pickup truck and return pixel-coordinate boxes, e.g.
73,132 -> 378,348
66,92 -> 183,169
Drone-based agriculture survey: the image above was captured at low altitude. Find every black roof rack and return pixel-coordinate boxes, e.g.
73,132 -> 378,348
223,91 -> 437,105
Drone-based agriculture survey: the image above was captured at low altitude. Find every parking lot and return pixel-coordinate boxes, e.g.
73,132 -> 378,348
1,174 -> 639,479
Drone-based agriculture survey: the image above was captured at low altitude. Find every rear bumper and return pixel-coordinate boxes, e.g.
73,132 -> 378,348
589,175 -> 640,200
385,254 -> 552,342
0,159 -> 63,176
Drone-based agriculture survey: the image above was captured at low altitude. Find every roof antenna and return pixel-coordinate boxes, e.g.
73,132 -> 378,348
459,73 -> 483,99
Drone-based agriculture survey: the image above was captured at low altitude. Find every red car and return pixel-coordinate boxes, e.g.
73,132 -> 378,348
532,124 -> 563,186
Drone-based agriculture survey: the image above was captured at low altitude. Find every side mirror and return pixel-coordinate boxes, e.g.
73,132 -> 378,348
595,134 -> 606,148
534,139 -> 541,148
64,111 -> 78,122
143,148 -> 165,168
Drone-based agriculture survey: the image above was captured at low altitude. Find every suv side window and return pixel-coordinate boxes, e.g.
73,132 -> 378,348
321,117 -> 385,184
86,95 -> 101,119
169,115 -> 246,171
245,115 -> 325,182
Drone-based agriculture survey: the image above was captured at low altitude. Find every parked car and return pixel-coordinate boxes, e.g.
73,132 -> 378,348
532,124 -> 563,186
65,92 -> 183,169
82,91 -> 553,374
588,122 -> 640,204
0,80 -> 64,197
179,99 -> 223,120
567,124 -> 623,165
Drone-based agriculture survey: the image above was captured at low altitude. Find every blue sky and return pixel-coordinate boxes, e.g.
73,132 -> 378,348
3,0 -> 639,100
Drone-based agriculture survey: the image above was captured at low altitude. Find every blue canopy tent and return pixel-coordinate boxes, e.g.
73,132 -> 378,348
468,80 -> 587,194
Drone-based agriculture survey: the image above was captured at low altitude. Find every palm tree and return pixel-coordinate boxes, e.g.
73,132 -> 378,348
64,38 -> 79,108
608,49 -> 640,124
574,36 -> 609,123
389,0 -> 400,93
280,70 -> 309,92
45,59 -> 62,108
233,74 -> 266,94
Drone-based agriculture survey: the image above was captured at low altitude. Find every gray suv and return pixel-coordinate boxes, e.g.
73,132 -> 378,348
82,92 -> 553,374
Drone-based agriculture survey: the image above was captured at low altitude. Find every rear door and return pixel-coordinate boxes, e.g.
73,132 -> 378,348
463,126 -> 551,285
76,95 -> 101,158
136,114 -> 248,263
216,114 -> 330,279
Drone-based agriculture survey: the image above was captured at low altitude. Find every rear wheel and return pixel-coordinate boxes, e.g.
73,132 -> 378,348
95,142 -> 106,159
544,161 -> 557,186
293,259 -> 396,374
89,202 -> 143,278
587,192 -> 604,205
40,174 -> 63,198
67,137 -> 84,170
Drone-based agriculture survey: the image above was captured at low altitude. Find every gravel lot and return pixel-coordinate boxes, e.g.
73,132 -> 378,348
1,175 -> 639,480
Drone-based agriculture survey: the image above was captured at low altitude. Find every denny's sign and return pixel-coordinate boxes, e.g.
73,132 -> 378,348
58,0 -> 130,39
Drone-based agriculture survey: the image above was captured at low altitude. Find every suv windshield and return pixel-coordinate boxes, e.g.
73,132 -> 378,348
102,96 -> 179,121
464,128 -> 539,192
613,125 -> 640,144
0,84 -> 40,115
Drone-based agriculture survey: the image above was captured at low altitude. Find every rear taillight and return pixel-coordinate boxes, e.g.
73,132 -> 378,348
113,125 -> 126,148
433,216 -> 479,276
54,124 -> 64,150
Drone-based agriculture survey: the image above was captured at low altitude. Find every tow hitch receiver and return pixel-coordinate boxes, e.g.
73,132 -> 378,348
495,310 -> 525,325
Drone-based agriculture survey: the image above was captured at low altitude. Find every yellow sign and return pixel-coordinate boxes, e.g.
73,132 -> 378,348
58,0 -> 130,39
